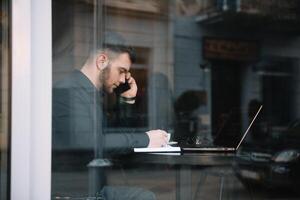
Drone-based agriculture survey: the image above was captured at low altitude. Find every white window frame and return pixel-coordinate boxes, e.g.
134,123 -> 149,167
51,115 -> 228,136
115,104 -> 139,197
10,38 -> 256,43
11,0 -> 52,199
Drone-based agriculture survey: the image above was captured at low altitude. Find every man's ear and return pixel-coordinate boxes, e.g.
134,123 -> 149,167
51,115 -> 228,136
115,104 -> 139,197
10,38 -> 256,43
96,53 -> 109,70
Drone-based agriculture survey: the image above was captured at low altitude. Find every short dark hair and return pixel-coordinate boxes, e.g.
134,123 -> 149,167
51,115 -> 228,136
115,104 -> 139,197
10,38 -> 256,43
105,44 -> 136,63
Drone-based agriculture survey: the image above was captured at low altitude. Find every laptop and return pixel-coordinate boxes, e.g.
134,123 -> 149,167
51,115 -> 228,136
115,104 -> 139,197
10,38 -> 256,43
181,105 -> 263,152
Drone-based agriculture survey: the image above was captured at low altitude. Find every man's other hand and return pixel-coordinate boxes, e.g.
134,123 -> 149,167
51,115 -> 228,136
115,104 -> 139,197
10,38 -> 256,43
146,129 -> 168,148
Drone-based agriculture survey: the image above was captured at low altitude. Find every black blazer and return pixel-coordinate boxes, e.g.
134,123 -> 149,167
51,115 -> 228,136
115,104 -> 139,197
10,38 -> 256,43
52,70 -> 149,157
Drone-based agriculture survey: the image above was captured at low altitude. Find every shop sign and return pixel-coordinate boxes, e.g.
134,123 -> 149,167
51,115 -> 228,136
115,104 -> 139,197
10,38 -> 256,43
203,37 -> 259,61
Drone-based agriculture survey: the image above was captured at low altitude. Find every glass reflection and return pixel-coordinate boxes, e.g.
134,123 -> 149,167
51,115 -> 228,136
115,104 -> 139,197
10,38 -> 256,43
52,0 -> 300,199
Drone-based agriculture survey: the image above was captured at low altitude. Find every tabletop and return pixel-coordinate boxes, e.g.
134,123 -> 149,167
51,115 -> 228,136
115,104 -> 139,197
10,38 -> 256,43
88,152 -> 237,167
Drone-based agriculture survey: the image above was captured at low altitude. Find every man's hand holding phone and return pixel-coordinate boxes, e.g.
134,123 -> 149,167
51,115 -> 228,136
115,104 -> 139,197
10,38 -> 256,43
121,72 -> 137,98
115,72 -> 137,104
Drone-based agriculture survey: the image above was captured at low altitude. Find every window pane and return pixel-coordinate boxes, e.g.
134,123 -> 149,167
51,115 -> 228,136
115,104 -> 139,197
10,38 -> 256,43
0,0 -> 11,199
52,0 -> 300,199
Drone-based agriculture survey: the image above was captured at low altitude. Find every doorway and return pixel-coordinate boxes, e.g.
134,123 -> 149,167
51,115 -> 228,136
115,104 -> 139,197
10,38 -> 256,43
211,61 -> 243,146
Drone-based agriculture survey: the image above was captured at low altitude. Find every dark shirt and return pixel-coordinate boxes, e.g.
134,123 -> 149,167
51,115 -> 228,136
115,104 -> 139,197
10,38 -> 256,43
52,70 -> 149,157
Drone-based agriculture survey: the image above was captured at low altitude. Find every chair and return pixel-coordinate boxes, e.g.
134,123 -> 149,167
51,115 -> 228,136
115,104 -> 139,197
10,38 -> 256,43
192,166 -> 236,200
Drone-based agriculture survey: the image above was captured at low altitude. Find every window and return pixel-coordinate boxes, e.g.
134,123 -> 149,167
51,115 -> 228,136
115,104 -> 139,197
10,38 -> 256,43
52,0 -> 300,199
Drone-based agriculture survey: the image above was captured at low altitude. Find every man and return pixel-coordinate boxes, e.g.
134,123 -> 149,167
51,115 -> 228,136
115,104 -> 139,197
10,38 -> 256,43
53,45 -> 168,152
52,45 -> 168,199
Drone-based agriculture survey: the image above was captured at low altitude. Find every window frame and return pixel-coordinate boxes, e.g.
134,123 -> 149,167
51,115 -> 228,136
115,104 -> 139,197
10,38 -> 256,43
11,0 -> 52,199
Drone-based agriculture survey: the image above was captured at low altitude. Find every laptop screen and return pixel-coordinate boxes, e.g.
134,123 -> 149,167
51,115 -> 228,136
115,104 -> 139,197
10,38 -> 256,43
177,105 -> 263,148
212,105 -> 263,148
235,105 -> 263,149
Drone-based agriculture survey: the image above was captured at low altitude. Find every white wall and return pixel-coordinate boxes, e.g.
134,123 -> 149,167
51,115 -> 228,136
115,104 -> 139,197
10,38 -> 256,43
11,0 -> 52,199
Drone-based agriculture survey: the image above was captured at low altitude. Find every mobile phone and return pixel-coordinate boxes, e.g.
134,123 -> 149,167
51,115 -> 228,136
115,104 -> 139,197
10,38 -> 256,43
114,79 -> 131,94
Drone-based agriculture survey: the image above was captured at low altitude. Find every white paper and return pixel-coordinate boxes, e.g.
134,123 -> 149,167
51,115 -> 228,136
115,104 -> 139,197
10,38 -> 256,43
151,152 -> 181,155
134,146 -> 181,153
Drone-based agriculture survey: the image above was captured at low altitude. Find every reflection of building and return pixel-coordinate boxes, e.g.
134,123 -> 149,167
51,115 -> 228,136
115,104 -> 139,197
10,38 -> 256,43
174,0 -> 300,144
56,0 -> 300,145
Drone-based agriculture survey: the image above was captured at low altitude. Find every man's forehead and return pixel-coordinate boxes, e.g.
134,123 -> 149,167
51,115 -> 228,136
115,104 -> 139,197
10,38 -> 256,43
117,52 -> 131,62
113,53 -> 131,70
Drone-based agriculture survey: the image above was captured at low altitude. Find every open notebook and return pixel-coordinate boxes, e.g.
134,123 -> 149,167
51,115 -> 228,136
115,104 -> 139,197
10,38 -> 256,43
134,146 -> 181,153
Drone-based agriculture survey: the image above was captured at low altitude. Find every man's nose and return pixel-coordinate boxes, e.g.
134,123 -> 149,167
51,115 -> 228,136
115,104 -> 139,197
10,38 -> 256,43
119,75 -> 126,83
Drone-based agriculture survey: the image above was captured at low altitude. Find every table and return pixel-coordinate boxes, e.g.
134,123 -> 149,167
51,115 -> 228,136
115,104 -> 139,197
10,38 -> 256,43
88,152 -> 236,200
